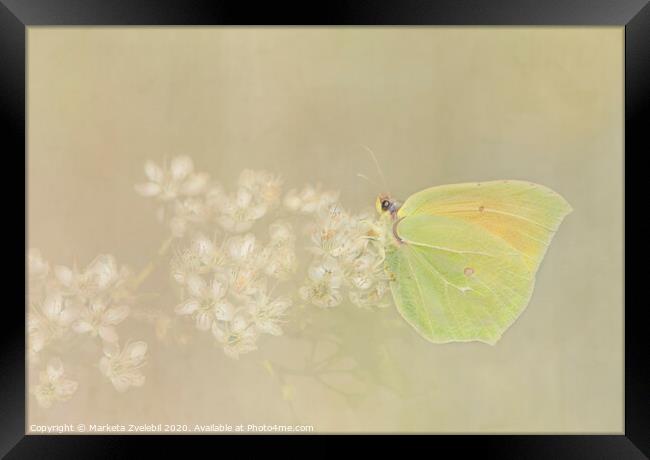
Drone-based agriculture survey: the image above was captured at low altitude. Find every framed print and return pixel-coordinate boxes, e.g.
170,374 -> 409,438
2,0 -> 647,457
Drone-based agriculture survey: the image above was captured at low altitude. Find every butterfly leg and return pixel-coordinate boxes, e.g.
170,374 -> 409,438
392,217 -> 405,244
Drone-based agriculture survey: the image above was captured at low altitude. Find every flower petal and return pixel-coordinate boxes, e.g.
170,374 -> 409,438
55,379 -> 78,397
271,298 -> 291,312
88,255 -> 118,290
102,341 -> 120,358
210,278 -> 227,299
111,375 -> 132,392
58,307 -> 78,325
35,391 -> 53,408
236,188 -> 252,207
89,298 -> 107,314
269,221 -> 294,243
214,302 -> 234,322
99,326 -> 119,343
42,294 -> 63,319
283,190 -> 302,211
171,156 -> 194,180
73,320 -> 95,334
192,235 -> 214,258
46,358 -> 65,381
54,266 -> 73,287
28,248 -> 50,278
103,305 -> 130,325
30,333 -> 46,353
258,321 -> 282,336
223,346 -> 241,360
130,373 -> 145,388
231,315 -> 251,333
181,173 -> 209,195
186,274 -> 207,298
195,311 -> 213,331
248,204 -> 267,220
135,182 -> 162,197
144,160 -> 164,183
126,341 -> 148,362
175,299 -> 199,315
99,356 -> 111,376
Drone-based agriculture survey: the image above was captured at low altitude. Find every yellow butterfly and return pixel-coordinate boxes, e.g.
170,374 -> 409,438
375,180 -> 572,345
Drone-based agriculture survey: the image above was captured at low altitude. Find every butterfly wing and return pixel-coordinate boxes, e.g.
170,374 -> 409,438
386,181 -> 571,344
386,215 -> 535,344
397,180 -> 572,272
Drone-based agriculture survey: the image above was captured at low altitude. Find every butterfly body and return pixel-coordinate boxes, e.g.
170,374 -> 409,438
376,180 -> 571,345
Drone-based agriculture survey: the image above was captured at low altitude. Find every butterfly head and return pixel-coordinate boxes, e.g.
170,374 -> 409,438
376,194 -> 401,219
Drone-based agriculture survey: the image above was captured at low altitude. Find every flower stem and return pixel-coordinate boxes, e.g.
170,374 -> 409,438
129,237 -> 173,290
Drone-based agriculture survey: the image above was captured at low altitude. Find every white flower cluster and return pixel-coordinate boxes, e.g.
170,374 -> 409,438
136,156 -> 283,239
136,158 -> 394,360
214,169 -> 283,232
299,205 -> 391,310
27,156 -> 399,412
283,184 -> 339,214
135,156 -> 209,202
27,249 -> 148,402
169,169 -> 296,359
99,341 -> 148,392
30,357 -> 78,409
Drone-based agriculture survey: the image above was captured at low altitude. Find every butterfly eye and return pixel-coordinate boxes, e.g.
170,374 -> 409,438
381,200 -> 391,211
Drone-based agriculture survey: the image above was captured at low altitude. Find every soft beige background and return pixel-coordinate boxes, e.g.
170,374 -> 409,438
27,27 -> 623,433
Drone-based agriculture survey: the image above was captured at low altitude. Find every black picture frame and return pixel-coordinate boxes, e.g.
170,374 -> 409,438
2,1 -> 646,457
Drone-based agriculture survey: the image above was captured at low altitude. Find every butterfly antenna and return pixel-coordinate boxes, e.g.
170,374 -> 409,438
356,172 -> 380,188
360,144 -> 388,191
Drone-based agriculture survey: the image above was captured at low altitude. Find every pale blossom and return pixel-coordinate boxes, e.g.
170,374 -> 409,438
157,167 -> 395,359
212,314 -> 258,359
262,245 -> 297,280
238,169 -> 283,206
299,258 -> 344,308
228,266 -> 263,299
28,248 -> 50,281
169,197 -> 212,237
175,274 -> 231,331
31,358 -> 78,408
301,199 -> 392,310
135,156 -> 209,201
348,251 -> 384,289
225,234 -> 258,264
268,221 -> 295,246
224,234 -> 264,298
284,185 -> 339,214
247,292 -> 291,336
258,222 -> 297,280
54,255 -> 128,300
28,292 -> 77,355
72,297 -> 130,343
308,257 -> 344,287
344,220 -> 391,308
171,234 -> 226,284
216,187 -> 267,233
309,205 -> 370,260
349,280 -> 391,309
99,341 -> 148,392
